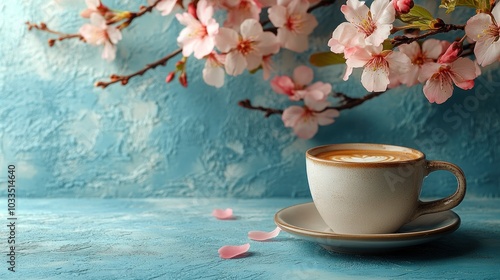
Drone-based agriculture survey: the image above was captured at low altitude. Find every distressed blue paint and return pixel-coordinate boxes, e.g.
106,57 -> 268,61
0,1 -> 499,198
1,198 -> 498,279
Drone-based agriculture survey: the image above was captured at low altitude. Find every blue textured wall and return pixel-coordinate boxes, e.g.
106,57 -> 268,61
0,1 -> 499,198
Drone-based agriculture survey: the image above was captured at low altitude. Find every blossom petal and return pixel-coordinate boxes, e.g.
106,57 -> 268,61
282,106 -> 304,127
90,12 -> 106,29
465,13 -> 493,42
361,65 -> 389,92
317,109 -> 339,126
422,39 -> 443,60
197,0 -> 214,25
240,19 -> 263,40
492,3 -> 500,22
268,5 -> 287,27
215,28 -> 239,53
450,57 -> 477,89
418,62 -> 440,83
293,65 -> 314,86
370,0 -> 395,25
248,227 -> 281,241
342,0 -> 370,26
194,36 -> 215,59
203,63 -> 225,88
473,37 -> 500,66
423,74 -> 454,104
212,208 -> 233,220
293,116 -> 318,139
386,51 -> 411,74
328,22 -> 363,53
225,51 -> 247,76
271,76 -> 295,95
102,42 -> 116,61
218,243 -> 250,259
256,32 -> 280,55
397,41 -> 420,60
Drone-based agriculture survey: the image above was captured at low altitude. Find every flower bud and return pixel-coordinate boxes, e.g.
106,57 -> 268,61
188,3 -> 197,19
438,41 -> 462,64
179,72 -> 188,87
393,0 -> 414,14
165,72 -> 175,83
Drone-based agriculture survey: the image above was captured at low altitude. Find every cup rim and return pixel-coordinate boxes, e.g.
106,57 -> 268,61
306,143 -> 425,167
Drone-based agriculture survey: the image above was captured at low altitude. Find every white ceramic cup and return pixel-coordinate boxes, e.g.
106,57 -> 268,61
306,143 -> 466,234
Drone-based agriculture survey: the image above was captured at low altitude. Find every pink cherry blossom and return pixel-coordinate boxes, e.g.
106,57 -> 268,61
420,57 -> 478,104
149,0 -> 180,16
203,52 -> 226,88
465,5 -> 500,66
328,0 -> 395,54
176,0 -> 219,59
268,0 -> 318,52
345,45 -> 411,92
215,19 -> 280,76
271,65 -> 331,101
81,0 -> 110,18
282,95 -> 339,139
79,13 -> 122,61
223,0 -> 262,28
393,0 -> 413,14
397,39 -> 442,86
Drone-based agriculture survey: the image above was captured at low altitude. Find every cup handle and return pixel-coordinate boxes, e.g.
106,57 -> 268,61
412,160 -> 466,220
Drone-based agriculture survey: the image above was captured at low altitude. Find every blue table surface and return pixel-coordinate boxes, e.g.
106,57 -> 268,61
1,197 -> 499,279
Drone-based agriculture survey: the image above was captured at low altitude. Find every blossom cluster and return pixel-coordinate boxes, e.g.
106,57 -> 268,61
41,0 -> 500,139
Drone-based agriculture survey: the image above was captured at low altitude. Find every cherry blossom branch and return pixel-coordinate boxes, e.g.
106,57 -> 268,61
95,48 -> 183,88
25,21 -> 83,46
391,22 -> 465,47
325,91 -> 387,111
110,0 -> 163,29
238,100 -> 284,117
238,91 -> 388,117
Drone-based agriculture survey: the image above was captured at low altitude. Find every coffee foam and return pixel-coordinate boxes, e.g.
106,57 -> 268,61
316,149 -> 419,163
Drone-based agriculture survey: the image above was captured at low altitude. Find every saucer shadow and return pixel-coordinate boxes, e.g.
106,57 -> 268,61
329,229 -> 481,261
293,229 -> 483,262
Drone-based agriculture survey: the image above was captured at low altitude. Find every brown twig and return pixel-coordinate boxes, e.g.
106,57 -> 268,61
391,22 -> 465,47
325,91 -> 387,111
239,91 -> 388,117
25,21 -> 83,46
95,48 -> 183,88
238,100 -> 284,117
110,0 -> 163,29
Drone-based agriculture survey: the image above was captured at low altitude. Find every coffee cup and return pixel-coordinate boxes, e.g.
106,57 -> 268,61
306,143 -> 466,234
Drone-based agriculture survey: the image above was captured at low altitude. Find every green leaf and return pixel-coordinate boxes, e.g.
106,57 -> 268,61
398,5 -> 435,30
382,39 -> 393,50
309,52 -> 345,67
440,0 -> 490,13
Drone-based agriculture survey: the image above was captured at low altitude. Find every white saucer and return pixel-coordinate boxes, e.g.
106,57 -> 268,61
274,202 -> 461,254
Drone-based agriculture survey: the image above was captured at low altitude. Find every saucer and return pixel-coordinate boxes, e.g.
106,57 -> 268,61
274,202 -> 461,254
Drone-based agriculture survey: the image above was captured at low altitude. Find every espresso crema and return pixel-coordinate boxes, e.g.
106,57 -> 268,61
315,149 -> 420,163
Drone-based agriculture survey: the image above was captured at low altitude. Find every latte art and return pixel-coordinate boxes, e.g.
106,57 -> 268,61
316,149 -> 419,163
329,154 -> 400,163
